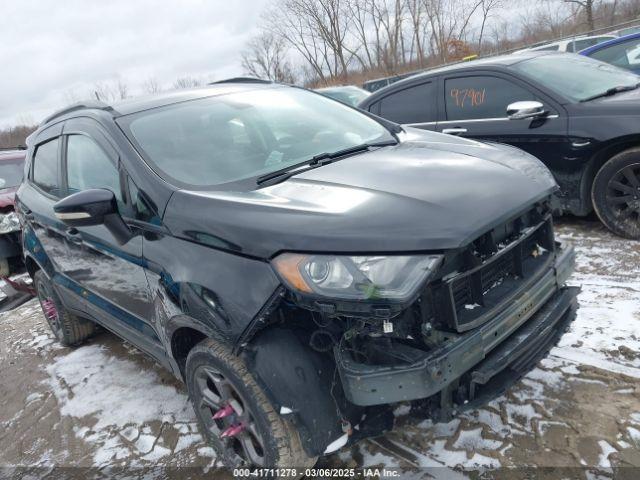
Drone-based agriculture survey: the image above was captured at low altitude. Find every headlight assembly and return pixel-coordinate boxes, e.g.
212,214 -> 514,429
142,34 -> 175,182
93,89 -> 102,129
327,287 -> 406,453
0,211 -> 20,234
272,253 -> 442,301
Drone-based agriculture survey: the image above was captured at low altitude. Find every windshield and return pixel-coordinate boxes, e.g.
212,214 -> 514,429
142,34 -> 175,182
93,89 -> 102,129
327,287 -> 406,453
0,161 -> 24,189
513,54 -> 640,102
124,87 -> 393,187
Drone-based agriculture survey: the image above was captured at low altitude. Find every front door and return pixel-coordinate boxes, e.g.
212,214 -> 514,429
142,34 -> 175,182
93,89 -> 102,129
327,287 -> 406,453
59,118 -> 161,355
436,72 -> 571,171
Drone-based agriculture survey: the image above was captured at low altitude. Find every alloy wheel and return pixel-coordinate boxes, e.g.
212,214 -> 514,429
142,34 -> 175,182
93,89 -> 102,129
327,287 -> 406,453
194,365 -> 266,466
606,163 -> 640,221
37,282 -> 62,338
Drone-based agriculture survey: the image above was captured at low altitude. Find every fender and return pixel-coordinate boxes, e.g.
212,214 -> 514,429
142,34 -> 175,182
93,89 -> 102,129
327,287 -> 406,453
242,326 -> 366,457
165,313 -> 218,345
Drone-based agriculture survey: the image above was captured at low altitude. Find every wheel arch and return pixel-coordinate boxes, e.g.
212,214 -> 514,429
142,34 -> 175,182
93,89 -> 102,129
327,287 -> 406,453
167,315 -> 217,379
24,254 -> 42,279
584,136 -> 640,206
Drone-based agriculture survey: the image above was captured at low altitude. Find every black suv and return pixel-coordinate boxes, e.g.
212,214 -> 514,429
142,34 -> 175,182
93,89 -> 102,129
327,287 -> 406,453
17,82 -> 578,467
360,52 -> 640,239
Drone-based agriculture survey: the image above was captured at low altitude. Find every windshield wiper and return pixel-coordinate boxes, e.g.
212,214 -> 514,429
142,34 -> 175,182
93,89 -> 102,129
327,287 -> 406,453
308,140 -> 397,165
580,83 -> 640,102
256,140 -> 397,185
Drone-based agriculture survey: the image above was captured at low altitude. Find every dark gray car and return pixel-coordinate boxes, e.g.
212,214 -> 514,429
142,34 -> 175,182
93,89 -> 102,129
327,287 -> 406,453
17,82 -> 578,467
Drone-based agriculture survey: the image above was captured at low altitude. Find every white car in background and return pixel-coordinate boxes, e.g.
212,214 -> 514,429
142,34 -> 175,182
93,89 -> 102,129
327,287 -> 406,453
514,34 -> 617,54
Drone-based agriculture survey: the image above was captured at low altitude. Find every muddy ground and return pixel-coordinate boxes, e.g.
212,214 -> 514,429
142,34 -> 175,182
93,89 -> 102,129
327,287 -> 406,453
1,217 -> 639,479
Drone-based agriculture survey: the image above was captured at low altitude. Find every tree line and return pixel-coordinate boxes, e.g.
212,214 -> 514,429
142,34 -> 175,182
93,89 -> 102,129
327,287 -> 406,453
241,0 -> 640,86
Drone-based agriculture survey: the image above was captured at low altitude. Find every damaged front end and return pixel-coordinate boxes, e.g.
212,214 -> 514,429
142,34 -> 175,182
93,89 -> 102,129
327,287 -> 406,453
241,200 -> 578,456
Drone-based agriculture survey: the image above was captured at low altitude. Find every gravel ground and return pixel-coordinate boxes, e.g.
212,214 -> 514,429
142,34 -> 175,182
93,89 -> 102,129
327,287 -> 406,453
1,217 -> 639,479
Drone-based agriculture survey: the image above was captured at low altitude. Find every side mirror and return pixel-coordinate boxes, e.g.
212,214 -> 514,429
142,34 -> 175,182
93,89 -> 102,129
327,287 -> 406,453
507,101 -> 546,120
54,188 -> 133,244
54,189 -> 117,227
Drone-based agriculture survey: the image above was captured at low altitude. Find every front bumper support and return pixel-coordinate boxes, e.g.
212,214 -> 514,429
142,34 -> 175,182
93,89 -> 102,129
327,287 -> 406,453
336,244 -> 578,407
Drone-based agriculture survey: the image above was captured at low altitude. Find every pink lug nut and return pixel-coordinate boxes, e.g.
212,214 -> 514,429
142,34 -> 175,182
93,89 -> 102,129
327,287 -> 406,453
213,404 -> 235,420
220,423 -> 245,438
42,299 -> 57,320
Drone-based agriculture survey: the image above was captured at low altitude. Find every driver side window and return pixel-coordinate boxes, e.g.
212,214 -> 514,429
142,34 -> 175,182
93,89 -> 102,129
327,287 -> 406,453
66,134 -> 125,210
445,76 -> 538,121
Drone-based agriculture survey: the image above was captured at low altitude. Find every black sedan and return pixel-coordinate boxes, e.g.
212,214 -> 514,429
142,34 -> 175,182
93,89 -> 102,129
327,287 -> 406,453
360,52 -> 640,239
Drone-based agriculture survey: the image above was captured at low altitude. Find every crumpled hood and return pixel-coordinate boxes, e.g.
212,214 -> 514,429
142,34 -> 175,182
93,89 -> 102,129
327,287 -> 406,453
164,129 -> 556,258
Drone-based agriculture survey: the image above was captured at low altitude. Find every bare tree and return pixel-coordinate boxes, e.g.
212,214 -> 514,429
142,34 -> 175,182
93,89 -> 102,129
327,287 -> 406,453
92,80 -> 130,102
93,81 -> 116,102
265,0 -> 354,83
423,0 -> 484,62
117,80 -> 129,100
241,32 -> 297,82
477,0 -> 503,49
248,0 -> 639,88
172,76 -> 203,89
406,0 -> 429,66
345,0 -> 377,69
0,124 -> 37,148
142,77 -> 162,94
368,0 -> 407,72
564,0 -> 596,29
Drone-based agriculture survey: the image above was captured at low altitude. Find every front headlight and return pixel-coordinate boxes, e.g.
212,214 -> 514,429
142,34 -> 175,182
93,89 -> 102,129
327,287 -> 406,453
272,253 -> 442,301
0,211 -> 20,234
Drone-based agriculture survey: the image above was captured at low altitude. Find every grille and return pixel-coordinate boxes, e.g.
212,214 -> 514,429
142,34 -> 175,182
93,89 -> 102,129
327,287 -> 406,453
435,211 -> 555,333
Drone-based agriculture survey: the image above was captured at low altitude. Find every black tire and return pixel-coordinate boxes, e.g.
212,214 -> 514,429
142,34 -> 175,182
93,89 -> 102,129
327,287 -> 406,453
185,338 -> 317,469
34,270 -> 95,346
592,149 -> 640,239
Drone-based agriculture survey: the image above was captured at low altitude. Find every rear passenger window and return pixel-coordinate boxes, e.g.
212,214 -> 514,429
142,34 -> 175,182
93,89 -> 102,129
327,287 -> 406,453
378,82 -> 435,124
32,138 -> 60,196
445,76 -> 536,121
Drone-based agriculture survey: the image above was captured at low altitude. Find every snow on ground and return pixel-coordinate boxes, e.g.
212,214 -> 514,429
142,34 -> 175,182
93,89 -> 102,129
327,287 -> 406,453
45,343 -> 199,467
1,217 -> 640,477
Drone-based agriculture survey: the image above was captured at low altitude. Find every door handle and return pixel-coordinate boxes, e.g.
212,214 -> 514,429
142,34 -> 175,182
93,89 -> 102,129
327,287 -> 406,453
442,128 -> 468,135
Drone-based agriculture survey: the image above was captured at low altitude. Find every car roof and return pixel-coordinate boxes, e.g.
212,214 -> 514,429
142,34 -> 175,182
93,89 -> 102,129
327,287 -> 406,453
407,50 -> 554,76
363,51 -> 558,100
316,85 -> 368,93
580,32 -> 640,55
40,81 -> 283,127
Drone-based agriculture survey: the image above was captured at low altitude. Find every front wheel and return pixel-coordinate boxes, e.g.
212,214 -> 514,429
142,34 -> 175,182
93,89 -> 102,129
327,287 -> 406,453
185,338 -> 317,468
592,149 -> 640,239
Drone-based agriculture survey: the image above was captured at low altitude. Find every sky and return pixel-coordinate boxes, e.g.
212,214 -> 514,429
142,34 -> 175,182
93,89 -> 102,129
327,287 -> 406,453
0,0 -> 270,128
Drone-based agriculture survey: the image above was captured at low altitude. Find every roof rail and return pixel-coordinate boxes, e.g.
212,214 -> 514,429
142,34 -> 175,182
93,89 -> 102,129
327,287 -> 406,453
209,76 -> 272,85
40,100 -> 115,126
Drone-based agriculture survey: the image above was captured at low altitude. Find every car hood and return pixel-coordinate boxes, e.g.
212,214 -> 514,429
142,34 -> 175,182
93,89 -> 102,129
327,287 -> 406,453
164,129 -> 557,259
576,87 -> 640,114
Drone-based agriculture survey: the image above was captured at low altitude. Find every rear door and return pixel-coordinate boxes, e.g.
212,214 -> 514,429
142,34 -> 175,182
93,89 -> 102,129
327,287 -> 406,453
435,71 -> 571,168
58,117 -> 162,358
366,80 -> 439,131
17,124 -> 71,277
